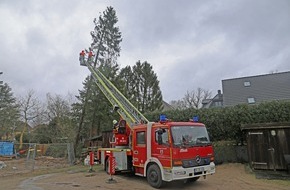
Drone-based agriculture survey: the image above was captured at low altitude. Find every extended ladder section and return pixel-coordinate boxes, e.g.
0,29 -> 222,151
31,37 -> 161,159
81,57 -> 149,128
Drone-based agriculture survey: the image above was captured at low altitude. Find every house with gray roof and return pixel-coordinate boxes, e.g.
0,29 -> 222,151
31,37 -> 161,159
202,71 -> 290,108
202,90 -> 223,108
222,71 -> 290,107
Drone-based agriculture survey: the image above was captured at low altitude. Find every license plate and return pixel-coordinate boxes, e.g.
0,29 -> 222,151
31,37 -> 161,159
194,167 -> 204,173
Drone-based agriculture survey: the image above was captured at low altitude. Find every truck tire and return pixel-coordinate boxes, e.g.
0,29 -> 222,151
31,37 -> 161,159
147,164 -> 163,188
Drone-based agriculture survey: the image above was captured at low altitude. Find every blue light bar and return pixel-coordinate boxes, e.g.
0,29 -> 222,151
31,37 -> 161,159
193,116 -> 199,122
160,114 -> 167,122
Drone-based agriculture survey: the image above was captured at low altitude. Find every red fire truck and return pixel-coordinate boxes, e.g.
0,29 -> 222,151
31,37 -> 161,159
80,51 -> 215,188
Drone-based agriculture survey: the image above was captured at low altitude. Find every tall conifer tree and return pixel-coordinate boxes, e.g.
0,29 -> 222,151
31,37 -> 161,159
0,83 -> 19,139
74,6 -> 122,148
119,61 -> 163,113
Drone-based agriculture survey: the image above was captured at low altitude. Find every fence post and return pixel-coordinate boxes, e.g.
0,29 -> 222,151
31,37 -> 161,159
67,143 -> 75,165
26,143 -> 36,171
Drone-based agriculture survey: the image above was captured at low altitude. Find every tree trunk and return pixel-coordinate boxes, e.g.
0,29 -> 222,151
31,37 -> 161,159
19,122 -> 28,150
74,35 -> 103,154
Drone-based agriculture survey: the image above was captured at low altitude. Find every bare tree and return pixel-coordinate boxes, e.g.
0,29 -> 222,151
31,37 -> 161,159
183,88 -> 212,109
45,93 -> 75,143
18,90 -> 43,148
169,100 -> 187,110
46,93 -> 70,120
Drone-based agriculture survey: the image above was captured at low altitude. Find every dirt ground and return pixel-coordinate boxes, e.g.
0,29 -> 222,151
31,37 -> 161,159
0,158 -> 289,190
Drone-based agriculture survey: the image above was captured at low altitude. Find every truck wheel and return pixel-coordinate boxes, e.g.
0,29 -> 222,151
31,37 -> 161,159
147,164 -> 163,188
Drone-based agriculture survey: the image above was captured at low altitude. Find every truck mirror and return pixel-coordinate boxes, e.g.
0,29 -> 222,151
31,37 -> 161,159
157,128 -> 165,135
158,134 -> 163,145
157,128 -> 164,145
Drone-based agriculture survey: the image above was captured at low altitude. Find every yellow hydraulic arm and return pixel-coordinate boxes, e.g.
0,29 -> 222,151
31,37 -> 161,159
80,54 -> 149,128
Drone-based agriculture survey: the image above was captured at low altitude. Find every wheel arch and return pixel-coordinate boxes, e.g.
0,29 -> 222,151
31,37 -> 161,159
144,157 -> 164,179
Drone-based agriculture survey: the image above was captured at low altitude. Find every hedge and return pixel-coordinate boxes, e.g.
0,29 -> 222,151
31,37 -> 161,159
145,100 -> 290,143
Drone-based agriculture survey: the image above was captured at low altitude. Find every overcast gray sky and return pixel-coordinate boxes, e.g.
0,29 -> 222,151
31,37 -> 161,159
1,0 -> 289,102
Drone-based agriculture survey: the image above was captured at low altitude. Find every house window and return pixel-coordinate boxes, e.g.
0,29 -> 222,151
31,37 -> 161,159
244,81 -> 251,87
214,101 -> 222,107
247,97 -> 255,104
136,131 -> 146,145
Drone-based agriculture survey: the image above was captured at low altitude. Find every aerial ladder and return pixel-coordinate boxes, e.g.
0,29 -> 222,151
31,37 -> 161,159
79,51 -> 149,146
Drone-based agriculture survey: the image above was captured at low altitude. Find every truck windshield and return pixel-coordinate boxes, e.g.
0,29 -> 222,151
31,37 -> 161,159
171,126 -> 210,147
